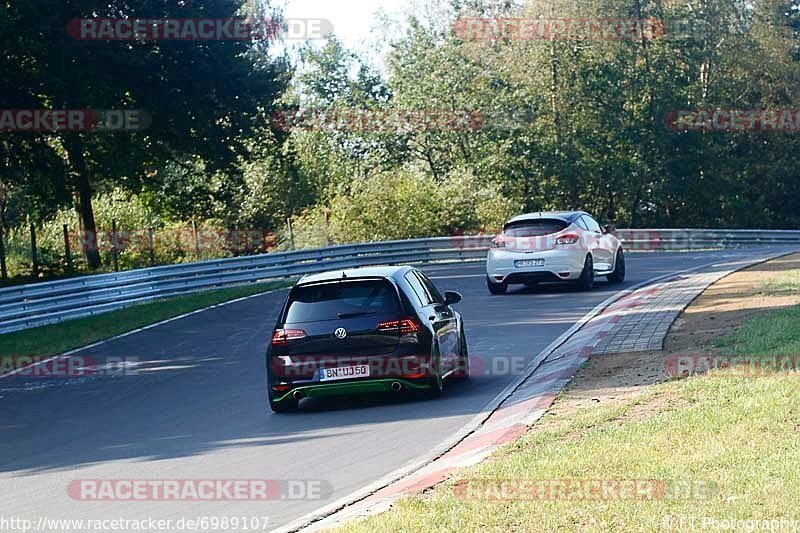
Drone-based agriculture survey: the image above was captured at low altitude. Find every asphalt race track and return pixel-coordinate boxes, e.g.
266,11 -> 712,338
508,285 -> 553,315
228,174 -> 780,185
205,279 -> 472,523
0,249 -> 782,531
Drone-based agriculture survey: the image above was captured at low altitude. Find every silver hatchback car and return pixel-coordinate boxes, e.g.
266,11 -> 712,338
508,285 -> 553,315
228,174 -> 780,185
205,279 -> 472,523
485,211 -> 626,294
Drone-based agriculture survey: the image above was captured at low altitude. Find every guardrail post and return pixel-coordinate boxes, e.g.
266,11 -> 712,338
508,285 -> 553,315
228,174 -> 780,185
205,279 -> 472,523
63,224 -> 72,272
111,219 -> 119,272
148,228 -> 156,266
30,223 -> 38,277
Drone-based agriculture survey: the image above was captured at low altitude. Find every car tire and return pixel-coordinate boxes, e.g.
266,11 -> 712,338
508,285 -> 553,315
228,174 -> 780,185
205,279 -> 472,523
425,375 -> 443,398
487,276 -> 508,295
575,255 -> 595,291
607,249 -> 626,283
453,326 -> 470,380
269,392 -> 298,413
423,344 -> 444,398
267,364 -> 299,413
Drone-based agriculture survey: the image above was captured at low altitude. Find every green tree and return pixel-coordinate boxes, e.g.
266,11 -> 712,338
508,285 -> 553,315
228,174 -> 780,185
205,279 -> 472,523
4,0 -> 288,268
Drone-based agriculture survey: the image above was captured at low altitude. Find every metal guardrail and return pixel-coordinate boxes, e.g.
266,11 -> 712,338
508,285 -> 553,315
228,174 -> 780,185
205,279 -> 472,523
1,229 -> 798,334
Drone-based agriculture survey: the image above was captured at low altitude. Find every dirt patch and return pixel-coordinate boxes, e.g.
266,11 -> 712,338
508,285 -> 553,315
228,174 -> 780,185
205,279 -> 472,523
668,253 -> 800,353
614,392 -> 690,422
536,252 -> 800,426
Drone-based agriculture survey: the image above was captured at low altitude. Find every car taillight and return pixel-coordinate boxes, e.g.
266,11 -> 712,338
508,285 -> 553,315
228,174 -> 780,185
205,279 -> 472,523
377,318 -> 421,335
556,233 -> 580,245
490,236 -> 507,249
271,328 -> 307,345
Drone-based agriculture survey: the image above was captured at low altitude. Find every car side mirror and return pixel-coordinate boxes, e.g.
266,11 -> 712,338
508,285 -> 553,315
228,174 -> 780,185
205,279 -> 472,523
603,224 -> 616,234
444,291 -> 462,306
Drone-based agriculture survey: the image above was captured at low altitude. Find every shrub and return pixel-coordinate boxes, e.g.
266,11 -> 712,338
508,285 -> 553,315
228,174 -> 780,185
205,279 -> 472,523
284,168 -> 519,249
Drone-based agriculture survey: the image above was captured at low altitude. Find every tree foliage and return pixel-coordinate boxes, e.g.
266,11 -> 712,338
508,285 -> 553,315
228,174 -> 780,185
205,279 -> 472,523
3,0 -> 800,281
1,0 -> 288,268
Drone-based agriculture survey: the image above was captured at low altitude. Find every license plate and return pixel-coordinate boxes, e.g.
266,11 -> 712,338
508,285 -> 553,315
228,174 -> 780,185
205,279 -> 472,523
318,365 -> 370,382
515,259 -> 545,268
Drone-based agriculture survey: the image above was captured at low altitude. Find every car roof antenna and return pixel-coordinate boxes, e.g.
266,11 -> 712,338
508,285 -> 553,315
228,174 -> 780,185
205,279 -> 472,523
342,272 -> 348,279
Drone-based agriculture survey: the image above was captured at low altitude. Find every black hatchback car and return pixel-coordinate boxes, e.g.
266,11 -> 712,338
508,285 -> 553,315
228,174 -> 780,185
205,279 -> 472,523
266,266 -> 468,412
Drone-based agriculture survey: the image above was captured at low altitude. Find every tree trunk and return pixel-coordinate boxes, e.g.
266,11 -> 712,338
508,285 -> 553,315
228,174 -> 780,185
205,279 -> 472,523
0,198 -> 7,279
63,135 -> 101,270
607,189 -> 616,223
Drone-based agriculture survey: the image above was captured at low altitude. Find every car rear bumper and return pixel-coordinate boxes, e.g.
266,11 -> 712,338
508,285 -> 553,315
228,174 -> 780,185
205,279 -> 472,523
270,378 -> 432,404
486,248 -> 586,283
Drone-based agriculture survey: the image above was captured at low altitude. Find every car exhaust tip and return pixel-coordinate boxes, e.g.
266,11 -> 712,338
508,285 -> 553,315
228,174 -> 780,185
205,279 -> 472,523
390,382 -> 403,392
292,390 -> 304,400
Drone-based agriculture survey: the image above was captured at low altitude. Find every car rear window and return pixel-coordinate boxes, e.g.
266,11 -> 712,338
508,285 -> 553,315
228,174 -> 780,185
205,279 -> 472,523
284,279 -> 402,323
503,219 -> 569,237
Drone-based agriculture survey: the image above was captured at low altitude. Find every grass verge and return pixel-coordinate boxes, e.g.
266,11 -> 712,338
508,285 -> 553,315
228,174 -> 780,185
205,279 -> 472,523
0,280 -> 292,357
714,305 -> 800,357
338,309 -> 800,531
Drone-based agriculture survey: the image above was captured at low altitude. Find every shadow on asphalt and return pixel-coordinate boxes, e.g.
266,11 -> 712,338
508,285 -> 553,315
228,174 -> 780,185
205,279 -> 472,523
502,279 -> 621,295
291,377 -> 475,413
0,356 -> 487,474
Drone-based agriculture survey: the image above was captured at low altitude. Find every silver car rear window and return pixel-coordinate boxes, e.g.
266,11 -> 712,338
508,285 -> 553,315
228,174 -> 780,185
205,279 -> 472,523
503,219 -> 569,237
